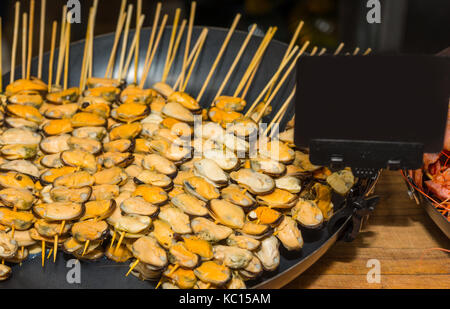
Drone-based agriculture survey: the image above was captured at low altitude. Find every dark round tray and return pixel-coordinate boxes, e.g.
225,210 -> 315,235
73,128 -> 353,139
1,26 -> 375,288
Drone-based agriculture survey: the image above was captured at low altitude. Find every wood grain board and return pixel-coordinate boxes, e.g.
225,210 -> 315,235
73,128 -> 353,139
284,170 -> 450,289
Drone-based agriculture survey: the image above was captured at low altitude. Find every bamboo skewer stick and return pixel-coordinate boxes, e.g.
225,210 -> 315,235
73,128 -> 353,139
104,11 -> 127,78
363,48 -> 372,55
37,0 -> 46,79
172,27 -> 208,90
180,28 -> 208,92
318,47 -> 327,56
26,0 -> 35,80
283,20 -> 304,61
164,19 -> 187,83
214,24 -> 257,100
255,46 -> 308,123
310,46 -> 318,56
117,4 -> 133,81
134,0 -> 142,84
41,240 -> 45,267
138,14 -> 168,88
233,27 -> 276,98
243,44 -> 299,117
22,13 -> 27,80
88,0 -> 99,79
240,56 -> 261,100
63,19 -> 71,90
47,21 -> 57,92
161,9 -> 181,83
195,14 -> 241,102
10,2 -> 20,84
263,86 -> 295,137
334,42 -> 344,55
79,8 -> 94,92
141,2 -> 161,84
114,231 -> 125,255
352,47 -> 360,55
55,5 -> 67,86
180,1 -> 196,88
121,15 -> 146,81
126,259 -> 140,277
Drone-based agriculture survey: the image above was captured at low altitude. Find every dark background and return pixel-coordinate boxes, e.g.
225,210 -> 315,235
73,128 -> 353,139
0,0 -> 448,73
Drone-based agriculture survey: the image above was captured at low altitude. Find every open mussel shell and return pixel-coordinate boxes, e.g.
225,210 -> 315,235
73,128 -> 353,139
259,141 -> 295,164
72,126 -> 107,141
83,86 -> 120,102
208,199 -> 245,229
183,176 -> 220,202
0,160 -> 39,178
98,152 -> 134,169
250,157 -> 286,177
71,220 -> 109,242
169,242 -> 199,269
151,219 -> 176,249
229,118 -> 258,138
5,117 -> 39,131
1,144 -> 37,160
170,193 -> 208,217
167,91 -> 201,114
291,199 -> 324,229
226,234 -> 261,251
0,264 -> 12,281
81,199 -> 116,221
46,87 -> 79,104
190,217 -> 232,242
39,134 -> 70,154
133,185 -> 168,205
120,197 -> 158,217
238,221 -> 272,239
0,172 -> 35,191
247,206 -> 284,226
34,219 -> 72,237
194,261 -> 231,286
326,169 -> 355,195
7,230 -> 36,247
0,231 -> 18,259
131,236 -> 168,268
256,188 -> 298,209
229,168 -> 275,195
90,184 -> 120,201
142,154 -> 177,178
67,137 -> 102,154
182,236 -> 214,260
5,104 -> 44,124
158,205 -> 192,234
275,175 -> 301,193
111,102 -> 150,123
193,158 -> 228,187
203,149 -> 239,172
42,119 -> 73,136
239,255 -> 263,279
103,139 -> 135,153
162,102 -> 195,124
0,207 -> 35,230
133,170 -> 173,190
33,202 -> 85,221
39,166 -> 77,185
162,265 -> 197,289
213,245 -> 253,270
213,96 -> 246,112
0,128 -> 41,146
61,150 -> 98,173
8,90 -> 43,107
221,184 -> 256,208
44,103 -> 78,119
105,242 -> 133,263
255,236 -> 280,271
54,171 -> 95,188
94,167 -> 127,186
274,216 -> 303,251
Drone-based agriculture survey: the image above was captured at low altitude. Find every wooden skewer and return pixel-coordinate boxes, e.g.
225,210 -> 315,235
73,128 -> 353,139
114,231 -> 125,255
240,56 -> 261,100
117,4 -> 133,81
47,248 -> 53,259
110,229 -> 116,248
318,47 -> 327,56
352,47 -> 360,55
88,0 -> 99,79
10,2 -> 20,84
121,15 -> 146,81
264,86 -> 296,137
37,0 -> 46,79
363,48 -> 372,55
244,44 -> 299,117
196,14 -> 241,102
172,27 -> 208,90
79,8 -> 94,92
255,46 -> 308,123
22,13 -> 28,80
334,42 -> 344,55
234,26 -> 276,98
126,259 -> 140,276
53,234 -> 58,262
63,19 -> 71,90
310,46 -> 318,56
214,24 -> 257,100
134,0 -> 142,84
104,10 -> 126,78
82,240 -> 90,256
282,20 -> 304,62
59,220 -> 66,235
180,1 -> 196,88
155,277 -> 163,289
55,5 -> 67,86
167,263 -> 179,276
139,14 -> 168,88
41,240 -> 45,267
26,0 -> 35,80
164,19 -> 187,83
161,8 -> 181,83
0,18 -> 2,93
141,2 -> 161,84
180,28 -> 208,92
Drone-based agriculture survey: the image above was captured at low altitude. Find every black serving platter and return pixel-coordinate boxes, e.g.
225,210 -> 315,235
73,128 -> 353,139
0,26 -> 376,288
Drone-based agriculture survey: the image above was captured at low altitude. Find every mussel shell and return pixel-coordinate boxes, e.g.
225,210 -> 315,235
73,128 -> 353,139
226,234 -> 260,251
0,231 -> 18,259
158,205 -> 192,234
42,119 -> 73,135
193,158 -> 228,186
133,170 -> 172,189
162,102 -> 195,123
61,150 -> 98,173
169,242 -> 199,269
71,112 -> 106,127
133,185 -> 168,206
0,188 -> 34,210
67,136 -> 102,154
183,176 -> 220,202
50,186 -> 92,203
274,216 -> 303,251
170,193 -> 208,216
44,103 -> 78,119
131,236 -> 168,268
93,167 -> 127,186
194,261 -> 231,286
109,122 -> 142,140
120,197 -> 158,216
190,217 -> 232,242
221,184 -> 256,208
143,154 -> 177,178
53,171 -> 95,188
72,220 -> 109,242
254,236 -> 280,271
229,168 -> 275,195
0,159 -> 39,178
291,199 -> 324,229
0,128 -> 41,146
33,202 -> 84,221
72,126 -> 107,141
213,245 -> 253,269
209,199 -> 245,229
39,134 -> 70,154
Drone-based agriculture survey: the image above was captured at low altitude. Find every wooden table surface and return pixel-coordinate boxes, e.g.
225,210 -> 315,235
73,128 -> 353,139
284,170 -> 450,289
